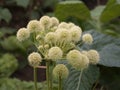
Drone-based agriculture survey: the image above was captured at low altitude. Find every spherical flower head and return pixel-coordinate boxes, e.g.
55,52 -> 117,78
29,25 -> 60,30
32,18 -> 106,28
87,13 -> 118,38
68,22 -> 75,28
39,16 -> 51,29
28,52 -> 42,67
70,26 -> 82,42
27,20 -> 44,33
87,50 -> 99,64
38,45 -> 44,51
51,17 -> 59,27
58,22 -> 69,29
56,28 -> 71,42
44,44 -> 49,49
48,46 -> 63,61
16,28 -> 30,42
82,34 -> 93,44
53,64 -> 69,79
45,32 -> 57,44
67,50 -> 89,70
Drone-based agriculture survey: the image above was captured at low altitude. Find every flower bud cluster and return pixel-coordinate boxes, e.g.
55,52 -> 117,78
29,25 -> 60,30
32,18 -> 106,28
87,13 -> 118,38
16,15 -> 99,78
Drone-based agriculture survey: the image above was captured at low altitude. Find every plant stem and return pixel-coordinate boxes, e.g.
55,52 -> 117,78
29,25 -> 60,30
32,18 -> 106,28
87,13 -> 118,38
34,67 -> 38,90
76,69 -> 84,90
49,65 -> 53,90
58,75 -> 62,90
46,61 -> 50,90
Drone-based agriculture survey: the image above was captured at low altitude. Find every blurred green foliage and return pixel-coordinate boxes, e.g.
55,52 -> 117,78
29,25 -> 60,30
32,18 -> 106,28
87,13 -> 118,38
0,54 -> 18,78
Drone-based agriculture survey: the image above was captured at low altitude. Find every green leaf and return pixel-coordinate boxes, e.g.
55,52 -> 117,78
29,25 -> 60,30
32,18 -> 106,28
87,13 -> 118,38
15,0 -> 30,8
0,54 -> 18,78
0,27 -> 16,34
82,30 -> 120,67
55,1 -> 90,21
0,8 -> 12,23
91,6 -> 105,20
0,36 -> 24,51
100,0 -> 120,22
64,65 -> 99,90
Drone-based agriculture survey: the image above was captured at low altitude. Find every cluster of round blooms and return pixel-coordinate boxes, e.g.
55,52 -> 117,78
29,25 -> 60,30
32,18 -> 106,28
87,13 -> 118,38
53,64 -> 69,79
16,15 -> 99,79
67,50 -> 89,70
28,52 -> 42,67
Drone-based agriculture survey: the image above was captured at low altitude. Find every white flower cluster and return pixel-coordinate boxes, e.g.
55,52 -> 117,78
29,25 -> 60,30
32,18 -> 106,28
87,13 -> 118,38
16,16 -> 99,77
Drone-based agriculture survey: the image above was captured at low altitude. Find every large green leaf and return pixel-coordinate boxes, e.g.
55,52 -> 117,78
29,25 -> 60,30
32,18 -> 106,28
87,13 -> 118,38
82,30 -> 120,67
91,6 -> 105,20
55,1 -> 90,21
100,0 -> 120,22
0,8 -> 12,23
64,65 -> 99,90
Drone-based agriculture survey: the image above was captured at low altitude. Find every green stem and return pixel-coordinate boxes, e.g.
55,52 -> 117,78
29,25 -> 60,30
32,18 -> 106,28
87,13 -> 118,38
34,67 -> 38,90
46,61 -> 50,90
49,65 -> 53,90
58,75 -> 62,90
76,69 -> 84,90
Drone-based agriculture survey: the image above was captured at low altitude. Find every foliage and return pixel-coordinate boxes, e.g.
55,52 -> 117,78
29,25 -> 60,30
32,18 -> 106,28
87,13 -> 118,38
54,0 -> 120,89
82,30 -> 120,67
64,65 -> 99,90
0,8 -> 12,23
0,78 -> 58,90
55,0 -> 120,36
0,54 -> 18,78
55,1 -> 90,21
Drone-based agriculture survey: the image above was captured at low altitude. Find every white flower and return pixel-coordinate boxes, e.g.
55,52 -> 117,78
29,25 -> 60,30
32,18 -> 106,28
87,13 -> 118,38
27,20 -> 44,33
82,34 -> 93,44
87,50 -> 99,64
53,64 -> 69,79
68,22 -> 75,28
56,28 -> 71,42
44,44 -> 49,49
39,16 -> 51,29
45,32 -> 57,44
70,26 -> 82,42
48,47 -> 63,61
28,52 -> 42,67
16,28 -> 30,42
67,50 -> 89,70
51,17 -> 59,27
58,22 -> 69,29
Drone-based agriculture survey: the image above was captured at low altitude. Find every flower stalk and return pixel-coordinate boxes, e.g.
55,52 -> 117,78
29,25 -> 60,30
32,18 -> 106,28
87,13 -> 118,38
58,75 -> 62,90
34,67 -> 38,90
46,61 -> 50,90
